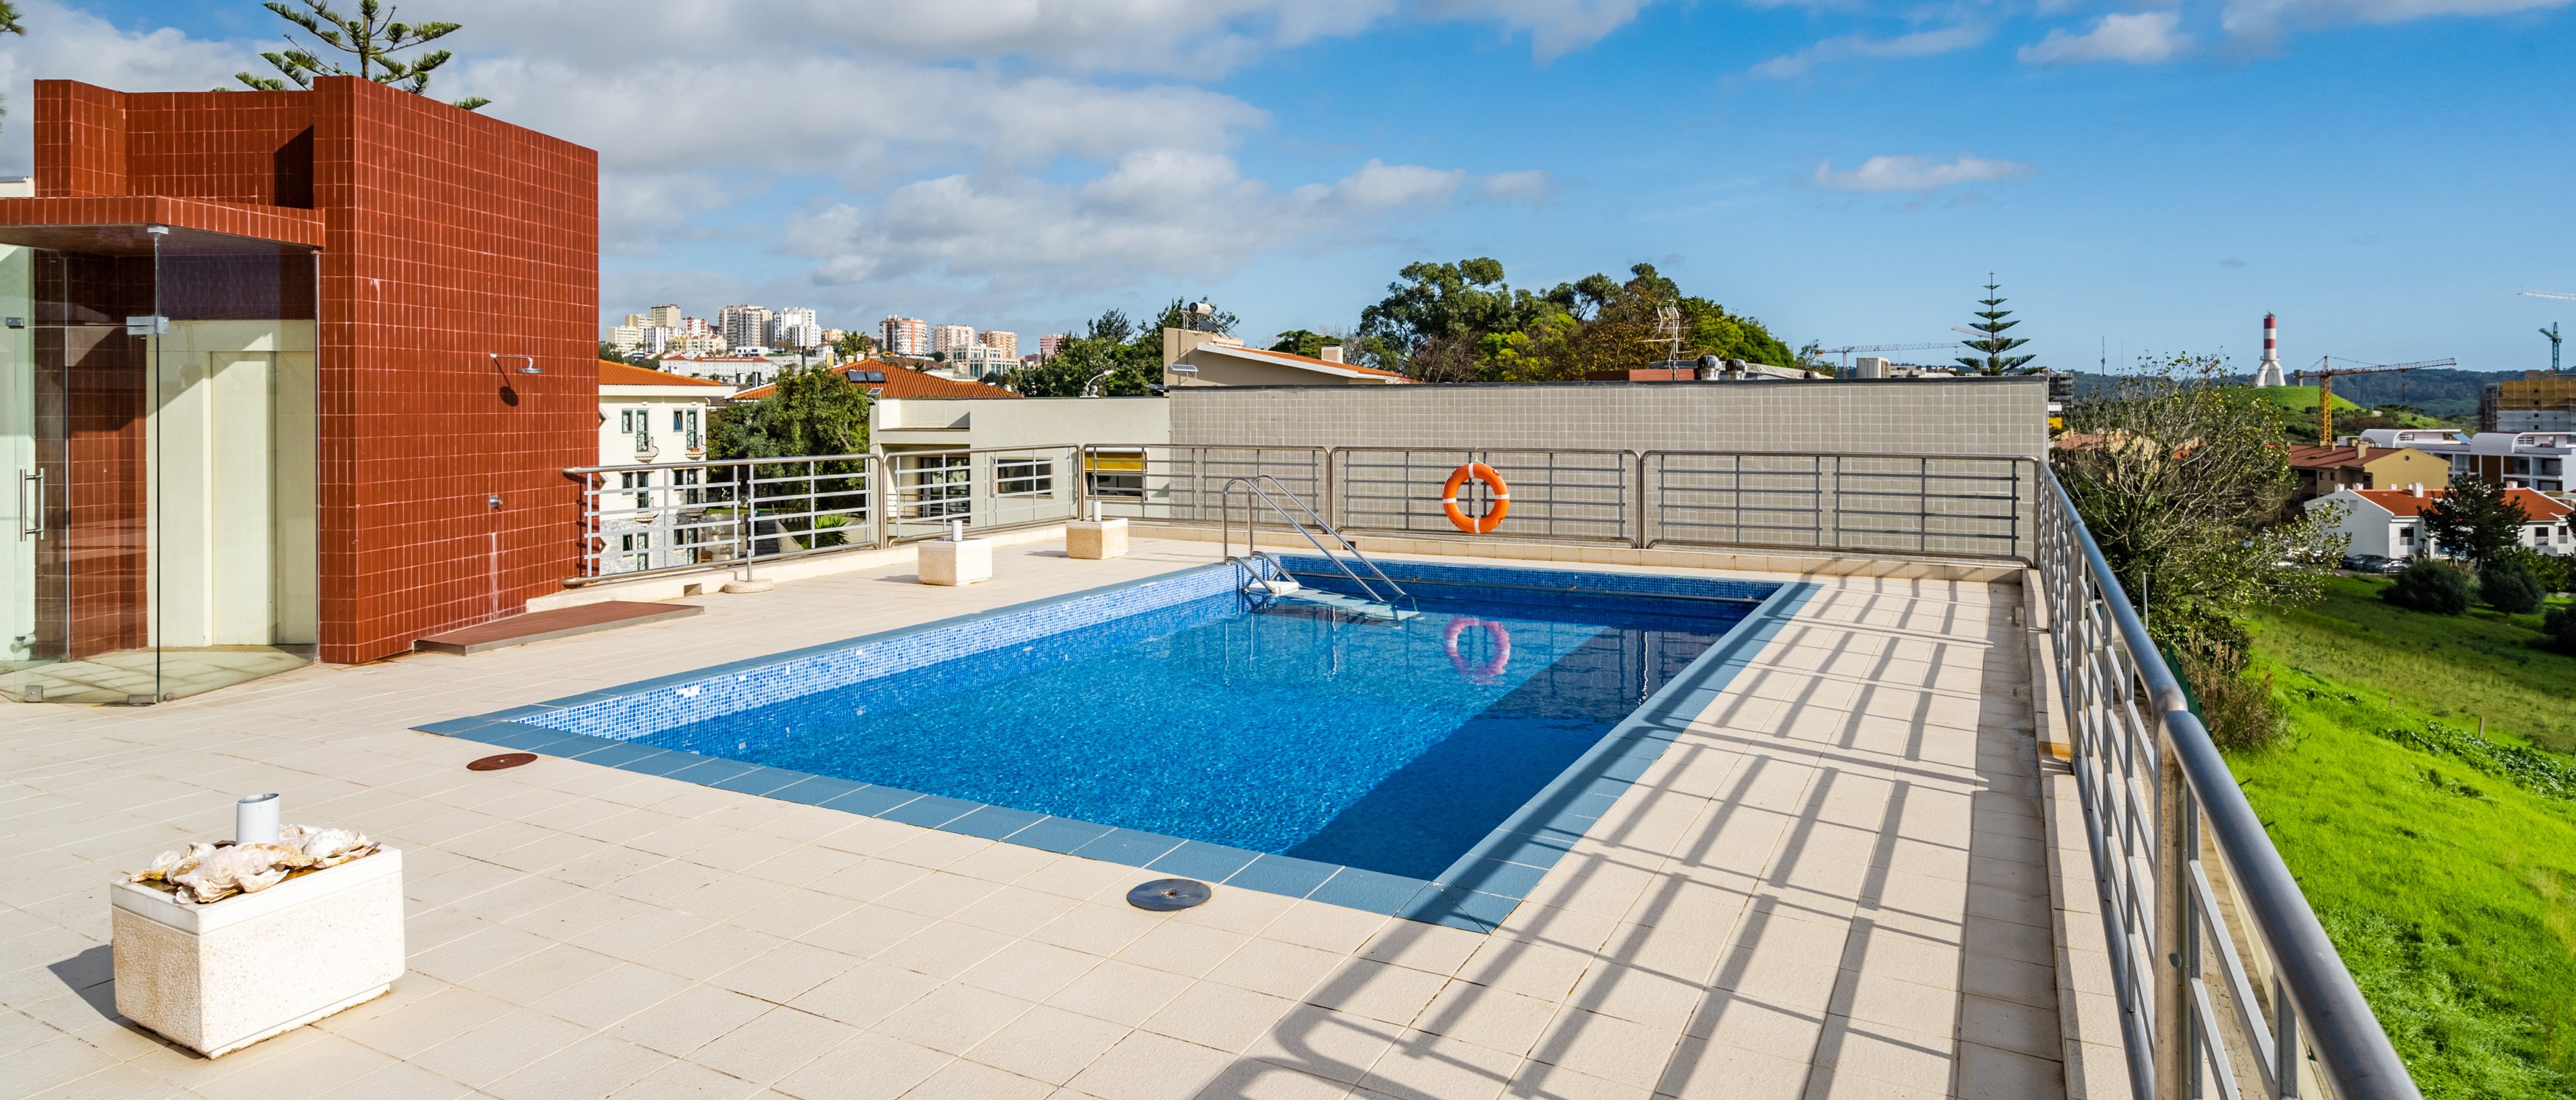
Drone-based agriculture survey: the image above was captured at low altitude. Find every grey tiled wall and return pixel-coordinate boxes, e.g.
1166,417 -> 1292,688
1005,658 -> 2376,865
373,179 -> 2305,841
1169,378 -> 2049,459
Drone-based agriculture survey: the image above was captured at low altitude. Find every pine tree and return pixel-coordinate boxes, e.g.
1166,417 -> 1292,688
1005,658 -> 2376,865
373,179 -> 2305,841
235,0 -> 489,111
1956,275 -> 2037,375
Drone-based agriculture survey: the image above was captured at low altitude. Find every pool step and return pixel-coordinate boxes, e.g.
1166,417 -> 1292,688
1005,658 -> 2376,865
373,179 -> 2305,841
1253,585 -> 1419,622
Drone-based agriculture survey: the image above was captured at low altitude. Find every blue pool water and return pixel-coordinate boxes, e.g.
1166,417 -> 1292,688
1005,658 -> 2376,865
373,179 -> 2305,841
618,564 -> 1762,881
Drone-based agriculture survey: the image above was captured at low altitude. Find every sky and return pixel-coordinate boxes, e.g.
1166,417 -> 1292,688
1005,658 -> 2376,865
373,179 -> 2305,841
2,0 -> 2570,372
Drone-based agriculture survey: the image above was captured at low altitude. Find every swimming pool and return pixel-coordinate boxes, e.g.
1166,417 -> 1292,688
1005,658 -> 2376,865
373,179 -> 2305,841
422,557 -> 1813,929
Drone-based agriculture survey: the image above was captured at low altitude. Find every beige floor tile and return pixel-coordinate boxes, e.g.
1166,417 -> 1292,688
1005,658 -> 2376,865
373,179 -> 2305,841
485,1034 -> 670,1100
1526,1007 -> 1681,1092
875,921 -> 1016,979
1208,937 -> 1349,1000
1245,1006 -> 1402,1085
610,984 -> 774,1058
1047,958 -> 1195,1028
790,961 -> 945,1029
902,1058 -> 1053,1100
1951,1039 -> 2063,1100
710,940 -> 859,1003
769,1032 -> 949,1100
609,1059 -> 764,1100
1657,1036 -> 1814,1099
534,959 -> 698,1030
1113,919 -> 1252,979
408,1008 -> 591,1089
956,938 -> 1103,1001
1064,1030 -> 1236,1100
1355,1032 -> 1518,1100
802,904 -> 939,957
962,1004 -> 1133,1085
690,1006 -> 862,1086
1142,980 -> 1300,1053
1187,1059 -> 1358,1100
1300,959 -> 1450,1028
871,982 -> 1036,1055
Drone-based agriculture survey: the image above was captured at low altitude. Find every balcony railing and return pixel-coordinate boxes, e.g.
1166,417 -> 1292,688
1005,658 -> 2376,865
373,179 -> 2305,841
560,441 -> 2424,1099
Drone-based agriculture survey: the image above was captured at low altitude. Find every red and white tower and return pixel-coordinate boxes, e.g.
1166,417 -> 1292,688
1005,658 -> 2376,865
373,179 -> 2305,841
2254,312 -> 2285,386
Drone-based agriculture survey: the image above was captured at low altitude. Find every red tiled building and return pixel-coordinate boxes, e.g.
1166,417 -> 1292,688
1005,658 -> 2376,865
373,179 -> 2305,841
1,78 -> 597,698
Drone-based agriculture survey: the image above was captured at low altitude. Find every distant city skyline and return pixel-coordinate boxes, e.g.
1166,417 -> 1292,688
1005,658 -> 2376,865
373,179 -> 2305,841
19,0 -> 2573,372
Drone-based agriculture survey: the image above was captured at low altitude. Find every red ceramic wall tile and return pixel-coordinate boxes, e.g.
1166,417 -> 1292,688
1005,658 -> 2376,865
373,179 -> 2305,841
25,79 -> 598,665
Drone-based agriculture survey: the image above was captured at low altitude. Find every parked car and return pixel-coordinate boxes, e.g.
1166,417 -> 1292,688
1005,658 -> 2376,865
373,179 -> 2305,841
2341,553 -> 2396,574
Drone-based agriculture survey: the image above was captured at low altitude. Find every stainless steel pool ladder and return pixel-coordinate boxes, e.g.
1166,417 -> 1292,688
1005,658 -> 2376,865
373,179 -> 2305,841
1220,475 -> 1415,615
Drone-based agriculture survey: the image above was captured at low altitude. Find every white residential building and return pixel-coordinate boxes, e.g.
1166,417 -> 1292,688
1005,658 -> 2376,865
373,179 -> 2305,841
717,305 -> 771,352
2305,485 -> 2575,559
595,361 -> 737,575
769,307 -> 821,349
643,304 -> 684,329
882,316 -> 930,357
604,324 -> 644,354
933,324 -> 976,356
946,344 -> 1018,380
650,353 -> 776,389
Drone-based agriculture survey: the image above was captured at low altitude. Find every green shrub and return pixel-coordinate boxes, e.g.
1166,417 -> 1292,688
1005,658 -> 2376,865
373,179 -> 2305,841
2544,608 -> 2576,656
2382,561 -> 2474,615
2477,564 -> 2545,614
2523,552 -> 2575,596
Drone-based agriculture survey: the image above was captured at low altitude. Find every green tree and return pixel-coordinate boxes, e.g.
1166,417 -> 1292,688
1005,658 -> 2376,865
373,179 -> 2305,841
1268,330 -> 1340,358
710,363 -> 870,461
236,0 -> 489,111
831,330 -> 876,361
1354,258 -> 1798,381
1956,277 -> 2037,375
997,308 -> 1161,397
0,2 -> 24,135
2420,475 -> 2532,568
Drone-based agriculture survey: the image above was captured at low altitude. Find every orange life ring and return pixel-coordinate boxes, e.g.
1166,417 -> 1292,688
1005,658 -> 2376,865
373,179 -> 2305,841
1440,463 -> 1510,534
1444,617 -> 1512,684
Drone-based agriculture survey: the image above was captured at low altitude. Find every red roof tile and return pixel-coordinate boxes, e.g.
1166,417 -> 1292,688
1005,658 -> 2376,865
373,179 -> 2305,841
732,360 -> 1021,401
2346,486 -> 2572,519
598,361 -> 729,388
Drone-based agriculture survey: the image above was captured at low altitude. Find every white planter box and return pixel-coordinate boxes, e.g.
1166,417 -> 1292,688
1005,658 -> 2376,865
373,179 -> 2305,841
1066,518 -> 1129,560
918,538 -> 992,585
111,848 -> 405,1058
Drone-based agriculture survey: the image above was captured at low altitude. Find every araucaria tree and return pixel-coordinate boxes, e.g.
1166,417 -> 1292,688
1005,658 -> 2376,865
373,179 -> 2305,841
1956,277 -> 2036,375
2420,475 -> 2531,567
236,0 -> 489,110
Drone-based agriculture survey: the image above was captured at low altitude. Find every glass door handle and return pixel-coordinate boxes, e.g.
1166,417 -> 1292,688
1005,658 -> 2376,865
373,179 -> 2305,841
16,469 -> 40,539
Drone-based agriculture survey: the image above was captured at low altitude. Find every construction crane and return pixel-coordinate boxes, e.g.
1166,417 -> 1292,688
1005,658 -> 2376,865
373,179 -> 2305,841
2521,290 -> 2576,302
1815,342 -> 1952,372
2293,356 -> 2456,441
2544,322 -> 2563,374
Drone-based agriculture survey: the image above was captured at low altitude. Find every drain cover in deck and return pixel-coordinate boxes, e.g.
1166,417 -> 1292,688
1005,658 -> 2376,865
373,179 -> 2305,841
467,753 -> 537,771
1127,878 -> 1212,911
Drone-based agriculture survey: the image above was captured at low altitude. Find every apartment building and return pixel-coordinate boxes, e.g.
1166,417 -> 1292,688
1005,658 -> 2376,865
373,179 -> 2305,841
1039,333 -> 1069,359
2354,428 -> 2572,494
882,316 -> 930,357
977,329 -> 1019,358
2481,371 -> 2576,432
717,304 -> 771,352
769,306 -> 820,349
933,323 -> 976,356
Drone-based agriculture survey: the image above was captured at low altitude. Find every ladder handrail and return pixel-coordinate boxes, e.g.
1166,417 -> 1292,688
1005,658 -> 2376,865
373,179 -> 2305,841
1220,475 -> 1413,611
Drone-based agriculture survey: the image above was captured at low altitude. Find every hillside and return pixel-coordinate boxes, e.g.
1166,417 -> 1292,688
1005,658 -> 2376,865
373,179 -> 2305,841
2066,368 -> 2523,422
2240,577 -> 2576,1096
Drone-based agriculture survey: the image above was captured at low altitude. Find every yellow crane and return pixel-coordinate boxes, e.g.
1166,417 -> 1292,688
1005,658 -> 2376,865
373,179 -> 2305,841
2293,356 -> 2454,441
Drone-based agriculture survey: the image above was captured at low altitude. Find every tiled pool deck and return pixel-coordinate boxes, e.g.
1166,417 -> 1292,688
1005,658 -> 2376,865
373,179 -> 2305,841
2,539 -> 2081,1100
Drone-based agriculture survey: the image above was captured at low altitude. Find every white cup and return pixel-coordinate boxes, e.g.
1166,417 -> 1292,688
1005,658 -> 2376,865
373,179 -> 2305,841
236,793 -> 280,845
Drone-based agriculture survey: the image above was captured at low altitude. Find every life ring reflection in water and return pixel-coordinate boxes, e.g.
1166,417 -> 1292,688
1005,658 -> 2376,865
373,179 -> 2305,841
1440,463 -> 1510,534
1444,617 -> 1512,684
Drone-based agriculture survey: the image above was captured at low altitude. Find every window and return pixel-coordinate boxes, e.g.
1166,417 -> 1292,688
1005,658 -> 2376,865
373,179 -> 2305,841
995,457 -> 1052,497
619,410 -> 636,433
905,454 -> 971,518
1085,449 -> 1146,499
619,470 -> 650,511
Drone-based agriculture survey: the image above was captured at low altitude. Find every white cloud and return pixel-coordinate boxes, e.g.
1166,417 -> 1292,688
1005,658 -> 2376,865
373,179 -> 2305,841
2223,0 -> 2570,39
1419,0 -> 1662,60
788,151 -> 1486,296
1478,169 -> 1554,203
0,1 -> 255,172
1752,25 -> 1988,79
1808,154 -> 2037,193
2019,11 -> 2193,64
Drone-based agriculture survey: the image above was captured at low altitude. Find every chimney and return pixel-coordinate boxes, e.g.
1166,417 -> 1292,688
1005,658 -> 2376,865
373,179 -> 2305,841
2409,483 -> 2424,497
1319,344 -> 1344,363
2354,441 -> 2368,460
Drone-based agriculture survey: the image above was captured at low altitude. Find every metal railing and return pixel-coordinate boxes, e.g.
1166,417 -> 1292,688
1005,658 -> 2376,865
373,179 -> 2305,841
565,444 -> 1080,583
1077,444 -> 1328,525
1645,451 -> 2036,560
1218,475 -> 1412,611
2037,474 -> 2418,1100
1332,447 -> 1635,544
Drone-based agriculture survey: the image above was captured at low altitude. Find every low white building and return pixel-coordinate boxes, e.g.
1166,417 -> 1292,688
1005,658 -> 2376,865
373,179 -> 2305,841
2306,485 -> 2575,559
594,362 -> 737,573
1162,329 -> 1414,386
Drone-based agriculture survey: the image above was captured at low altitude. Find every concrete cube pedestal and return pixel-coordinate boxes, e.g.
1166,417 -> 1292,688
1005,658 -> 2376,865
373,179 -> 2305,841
1066,519 -> 1129,560
111,848 -> 405,1059
918,539 -> 993,585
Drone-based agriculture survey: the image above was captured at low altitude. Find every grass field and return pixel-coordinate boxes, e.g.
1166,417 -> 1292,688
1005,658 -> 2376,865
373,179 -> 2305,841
2237,576 -> 2576,1096
2250,575 -> 2576,753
